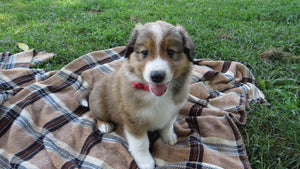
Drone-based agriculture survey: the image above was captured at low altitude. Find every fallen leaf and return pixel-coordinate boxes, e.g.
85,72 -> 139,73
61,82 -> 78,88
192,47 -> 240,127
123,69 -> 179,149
17,42 -> 29,51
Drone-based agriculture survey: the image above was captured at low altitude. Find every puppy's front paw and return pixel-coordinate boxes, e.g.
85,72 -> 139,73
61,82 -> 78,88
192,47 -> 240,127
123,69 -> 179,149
136,158 -> 155,169
161,129 -> 177,145
97,121 -> 114,133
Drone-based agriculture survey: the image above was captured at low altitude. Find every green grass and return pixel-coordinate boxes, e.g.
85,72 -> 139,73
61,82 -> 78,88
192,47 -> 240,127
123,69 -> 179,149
1,0 -> 299,168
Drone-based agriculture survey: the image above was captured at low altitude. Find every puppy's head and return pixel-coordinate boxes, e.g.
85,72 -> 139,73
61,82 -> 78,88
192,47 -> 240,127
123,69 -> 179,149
125,21 -> 194,96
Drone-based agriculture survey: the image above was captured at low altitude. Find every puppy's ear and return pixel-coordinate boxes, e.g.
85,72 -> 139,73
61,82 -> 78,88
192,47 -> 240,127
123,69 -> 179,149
125,23 -> 143,58
177,25 -> 194,62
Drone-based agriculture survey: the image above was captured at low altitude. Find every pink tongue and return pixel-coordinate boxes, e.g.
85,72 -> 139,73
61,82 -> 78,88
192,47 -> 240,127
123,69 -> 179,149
150,84 -> 168,96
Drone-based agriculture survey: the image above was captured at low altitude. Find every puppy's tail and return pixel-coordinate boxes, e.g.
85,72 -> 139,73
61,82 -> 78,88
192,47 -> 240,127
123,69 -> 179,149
77,89 -> 91,107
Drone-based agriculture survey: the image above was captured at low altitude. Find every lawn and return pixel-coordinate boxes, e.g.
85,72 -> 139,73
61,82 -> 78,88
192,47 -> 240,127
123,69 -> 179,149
0,0 -> 299,168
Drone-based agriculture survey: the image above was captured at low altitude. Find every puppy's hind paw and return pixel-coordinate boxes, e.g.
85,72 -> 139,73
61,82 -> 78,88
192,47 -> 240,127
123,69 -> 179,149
97,121 -> 114,133
161,130 -> 177,145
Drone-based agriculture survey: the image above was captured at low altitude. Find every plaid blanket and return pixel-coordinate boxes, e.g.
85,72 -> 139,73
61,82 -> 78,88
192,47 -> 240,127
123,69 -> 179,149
0,49 -> 55,69
0,47 -> 266,169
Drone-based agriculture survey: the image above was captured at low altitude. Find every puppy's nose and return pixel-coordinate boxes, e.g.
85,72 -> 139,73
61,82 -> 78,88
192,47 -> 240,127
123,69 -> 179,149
150,71 -> 165,83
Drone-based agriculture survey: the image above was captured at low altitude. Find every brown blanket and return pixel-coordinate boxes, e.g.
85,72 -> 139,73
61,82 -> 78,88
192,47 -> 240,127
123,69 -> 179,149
0,47 -> 266,169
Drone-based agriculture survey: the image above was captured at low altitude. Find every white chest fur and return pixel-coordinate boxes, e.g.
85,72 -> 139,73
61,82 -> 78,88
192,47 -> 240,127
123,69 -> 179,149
137,90 -> 184,131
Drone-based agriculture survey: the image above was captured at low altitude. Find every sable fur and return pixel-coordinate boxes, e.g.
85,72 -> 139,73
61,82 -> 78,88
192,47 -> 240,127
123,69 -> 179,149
79,21 -> 194,169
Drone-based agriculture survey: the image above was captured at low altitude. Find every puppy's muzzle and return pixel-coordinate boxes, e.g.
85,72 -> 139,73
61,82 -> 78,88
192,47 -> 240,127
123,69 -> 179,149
150,71 -> 165,83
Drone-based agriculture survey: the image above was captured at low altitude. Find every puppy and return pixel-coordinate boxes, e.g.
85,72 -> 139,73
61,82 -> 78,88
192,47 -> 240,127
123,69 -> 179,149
79,21 -> 194,169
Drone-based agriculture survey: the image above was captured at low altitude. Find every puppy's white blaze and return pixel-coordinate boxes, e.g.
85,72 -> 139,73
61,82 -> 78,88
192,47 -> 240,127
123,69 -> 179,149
124,130 -> 155,169
150,23 -> 163,51
143,57 -> 172,84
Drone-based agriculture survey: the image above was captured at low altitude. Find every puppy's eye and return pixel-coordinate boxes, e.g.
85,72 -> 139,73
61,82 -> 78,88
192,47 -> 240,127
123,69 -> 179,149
141,50 -> 149,58
167,49 -> 175,58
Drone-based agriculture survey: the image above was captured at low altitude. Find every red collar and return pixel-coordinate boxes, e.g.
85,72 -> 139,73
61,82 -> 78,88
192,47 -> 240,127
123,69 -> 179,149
131,81 -> 150,91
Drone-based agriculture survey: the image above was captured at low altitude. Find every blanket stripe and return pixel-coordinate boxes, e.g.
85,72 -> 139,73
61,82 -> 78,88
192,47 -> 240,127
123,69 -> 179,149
221,61 -> 231,73
227,119 -> 248,169
0,47 -> 267,169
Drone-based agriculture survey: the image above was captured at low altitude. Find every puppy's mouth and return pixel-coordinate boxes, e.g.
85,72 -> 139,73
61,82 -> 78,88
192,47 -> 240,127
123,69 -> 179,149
149,83 -> 168,96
